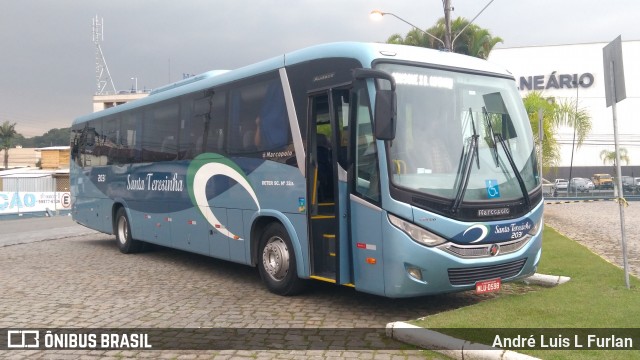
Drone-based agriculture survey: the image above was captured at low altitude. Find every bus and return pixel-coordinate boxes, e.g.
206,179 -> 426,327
70,42 -> 543,298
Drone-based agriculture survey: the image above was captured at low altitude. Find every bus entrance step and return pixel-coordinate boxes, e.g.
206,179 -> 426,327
323,233 -> 336,256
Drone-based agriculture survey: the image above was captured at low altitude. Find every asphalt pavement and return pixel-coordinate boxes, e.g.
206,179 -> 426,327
0,215 -> 99,247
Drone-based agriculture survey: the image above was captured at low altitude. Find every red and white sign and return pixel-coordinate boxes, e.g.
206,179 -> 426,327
475,278 -> 501,294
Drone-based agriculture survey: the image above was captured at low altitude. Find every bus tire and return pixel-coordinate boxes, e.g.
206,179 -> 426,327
258,223 -> 305,296
115,208 -> 142,254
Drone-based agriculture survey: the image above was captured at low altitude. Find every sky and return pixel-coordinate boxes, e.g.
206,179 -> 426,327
1,0 -> 639,137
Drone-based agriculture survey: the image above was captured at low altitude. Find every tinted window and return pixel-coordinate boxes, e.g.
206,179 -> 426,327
142,102 -> 180,162
79,120 -> 100,168
228,75 -> 291,157
352,87 -> 379,202
120,113 -> 141,163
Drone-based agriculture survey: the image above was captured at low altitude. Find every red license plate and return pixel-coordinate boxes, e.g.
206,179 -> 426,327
475,278 -> 501,294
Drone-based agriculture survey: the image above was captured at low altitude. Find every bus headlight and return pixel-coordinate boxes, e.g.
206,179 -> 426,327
388,214 -> 447,247
528,218 -> 543,236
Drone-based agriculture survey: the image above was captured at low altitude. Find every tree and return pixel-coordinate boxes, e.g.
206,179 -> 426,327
386,17 -> 503,59
0,120 -> 18,169
600,148 -> 630,169
522,92 -> 592,170
31,127 -> 71,147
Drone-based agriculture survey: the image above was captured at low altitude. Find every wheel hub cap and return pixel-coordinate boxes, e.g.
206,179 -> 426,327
262,237 -> 290,281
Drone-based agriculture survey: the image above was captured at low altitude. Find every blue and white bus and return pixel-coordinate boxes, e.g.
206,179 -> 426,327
70,42 -> 543,298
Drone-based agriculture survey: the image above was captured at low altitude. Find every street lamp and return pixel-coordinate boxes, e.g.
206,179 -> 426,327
370,10 -> 446,50
449,0 -> 495,51
568,79 -> 583,195
130,77 -> 138,93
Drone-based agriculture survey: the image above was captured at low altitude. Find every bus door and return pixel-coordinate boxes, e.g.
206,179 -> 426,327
307,89 -> 350,283
348,85 -> 385,295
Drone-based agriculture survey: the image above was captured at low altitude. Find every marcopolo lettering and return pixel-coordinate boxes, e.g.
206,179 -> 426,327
519,72 -> 594,91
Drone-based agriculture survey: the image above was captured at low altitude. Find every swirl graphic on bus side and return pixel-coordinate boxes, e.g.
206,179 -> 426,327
464,223 -> 490,243
187,153 -> 260,240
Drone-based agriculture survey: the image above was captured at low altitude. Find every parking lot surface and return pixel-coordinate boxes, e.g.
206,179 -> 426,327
3,201 -> 636,359
543,200 -> 639,278
0,217 -> 492,359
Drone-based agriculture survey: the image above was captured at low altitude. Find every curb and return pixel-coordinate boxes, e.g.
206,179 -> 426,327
523,273 -> 571,287
386,273 -> 570,360
386,322 -> 539,360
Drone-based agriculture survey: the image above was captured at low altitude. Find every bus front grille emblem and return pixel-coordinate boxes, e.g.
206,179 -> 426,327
489,244 -> 500,256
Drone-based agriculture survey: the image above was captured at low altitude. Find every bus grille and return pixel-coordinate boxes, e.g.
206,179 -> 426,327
439,236 -> 531,259
447,258 -> 527,286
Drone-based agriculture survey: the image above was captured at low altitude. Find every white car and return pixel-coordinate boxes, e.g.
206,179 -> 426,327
554,179 -> 568,191
569,178 -> 591,193
582,178 -> 595,191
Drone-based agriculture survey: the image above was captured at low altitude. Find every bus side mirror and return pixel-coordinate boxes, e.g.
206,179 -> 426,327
352,68 -> 397,141
374,89 -> 396,140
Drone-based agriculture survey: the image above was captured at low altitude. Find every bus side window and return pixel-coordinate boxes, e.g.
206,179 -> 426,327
255,79 -> 289,151
121,113 -> 140,163
353,88 -> 379,202
203,91 -> 226,153
228,75 -> 290,156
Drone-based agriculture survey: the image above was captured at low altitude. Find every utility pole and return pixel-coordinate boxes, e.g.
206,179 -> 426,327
443,0 -> 453,51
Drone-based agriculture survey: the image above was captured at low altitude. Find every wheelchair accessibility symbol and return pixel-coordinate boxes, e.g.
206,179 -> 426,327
486,179 -> 501,199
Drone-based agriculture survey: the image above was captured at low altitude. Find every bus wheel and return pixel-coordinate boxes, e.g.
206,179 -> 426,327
115,208 -> 142,254
258,223 -> 305,296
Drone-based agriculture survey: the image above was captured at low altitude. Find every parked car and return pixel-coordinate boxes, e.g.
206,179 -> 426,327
582,178 -> 595,191
569,178 -> 591,193
592,173 -> 613,189
554,179 -> 568,191
621,176 -> 636,193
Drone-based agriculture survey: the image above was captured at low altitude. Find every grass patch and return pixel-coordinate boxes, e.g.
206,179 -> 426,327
412,226 -> 640,359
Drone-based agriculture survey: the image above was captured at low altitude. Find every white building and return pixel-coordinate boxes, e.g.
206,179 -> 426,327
489,40 -> 639,169
92,92 -> 149,112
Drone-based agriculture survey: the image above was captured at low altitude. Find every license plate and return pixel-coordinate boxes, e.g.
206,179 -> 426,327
475,278 -> 501,294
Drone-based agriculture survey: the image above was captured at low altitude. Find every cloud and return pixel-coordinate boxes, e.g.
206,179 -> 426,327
1,0 -> 639,136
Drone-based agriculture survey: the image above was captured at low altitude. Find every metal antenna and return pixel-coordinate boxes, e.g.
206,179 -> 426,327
93,16 -> 117,95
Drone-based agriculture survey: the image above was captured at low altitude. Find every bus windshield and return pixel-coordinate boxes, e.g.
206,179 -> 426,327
377,63 -> 539,204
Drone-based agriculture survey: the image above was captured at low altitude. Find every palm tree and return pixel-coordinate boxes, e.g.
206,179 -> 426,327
386,17 -> 503,59
600,148 -> 630,169
0,121 -> 18,169
522,92 -> 592,170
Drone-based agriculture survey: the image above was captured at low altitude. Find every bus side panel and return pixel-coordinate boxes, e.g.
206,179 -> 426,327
139,202 -> 171,247
124,201 -> 145,244
284,212 -> 309,278
169,205 -> 210,256
337,180 -> 351,284
349,195 -> 385,296
226,208 -> 246,264
73,196 -> 93,229
96,198 -> 114,234
71,165 -> 112,234
208,208 -> 230,259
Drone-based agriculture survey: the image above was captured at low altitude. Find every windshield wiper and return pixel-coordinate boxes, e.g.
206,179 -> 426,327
482,107 -> 531,208
450,109 -> 480,214
495,132 -> 531,208
483,107 -> 500,167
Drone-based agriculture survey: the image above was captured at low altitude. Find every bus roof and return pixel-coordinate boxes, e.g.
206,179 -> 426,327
74,42 -> 513,125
